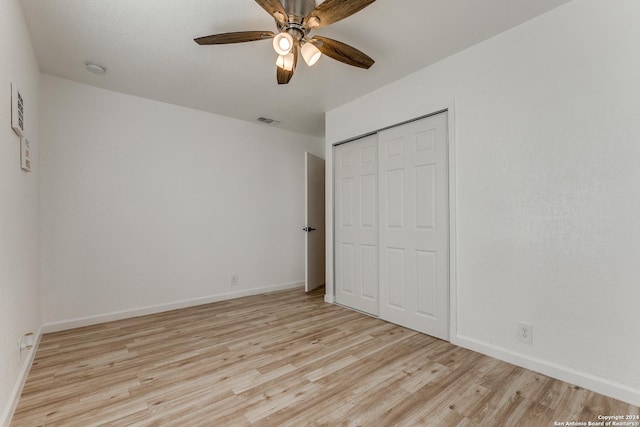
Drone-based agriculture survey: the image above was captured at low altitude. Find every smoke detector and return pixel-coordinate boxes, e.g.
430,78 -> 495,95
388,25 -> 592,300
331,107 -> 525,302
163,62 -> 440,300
85,62 -> 107,75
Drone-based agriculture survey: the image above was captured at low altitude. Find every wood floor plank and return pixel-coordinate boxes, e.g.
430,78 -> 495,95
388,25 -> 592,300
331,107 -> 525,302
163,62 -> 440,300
11,287 -> 639,426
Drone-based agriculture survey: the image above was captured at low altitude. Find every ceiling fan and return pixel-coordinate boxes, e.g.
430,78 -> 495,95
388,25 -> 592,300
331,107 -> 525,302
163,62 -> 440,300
194,0 -> 376,84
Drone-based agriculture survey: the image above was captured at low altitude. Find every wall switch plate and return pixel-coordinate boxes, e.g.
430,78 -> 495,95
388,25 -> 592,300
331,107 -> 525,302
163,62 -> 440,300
230,274 -> 238,287
517,322 -> 533,345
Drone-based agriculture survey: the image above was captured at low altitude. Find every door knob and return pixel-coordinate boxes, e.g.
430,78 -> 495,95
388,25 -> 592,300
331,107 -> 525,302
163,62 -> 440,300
303,227 -> 316,232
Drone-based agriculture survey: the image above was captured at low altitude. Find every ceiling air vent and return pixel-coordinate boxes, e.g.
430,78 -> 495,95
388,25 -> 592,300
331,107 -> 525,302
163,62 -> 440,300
257,117 -> 280,125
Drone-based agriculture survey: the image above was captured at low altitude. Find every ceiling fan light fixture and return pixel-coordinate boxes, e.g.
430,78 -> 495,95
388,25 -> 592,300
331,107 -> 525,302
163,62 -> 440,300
301,42 -> 321,66
194,0 -> 377,85
276,52 -> 295,71
273,32 -> 294,55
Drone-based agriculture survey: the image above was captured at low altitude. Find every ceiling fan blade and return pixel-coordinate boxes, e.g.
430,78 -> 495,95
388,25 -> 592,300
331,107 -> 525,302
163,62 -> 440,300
255,0 -> 288,23
312,36 -> 374,69
194,31 -> 274,45
305,0 -> 376,28
276,65 -> 293,85
277,45 -> 298,85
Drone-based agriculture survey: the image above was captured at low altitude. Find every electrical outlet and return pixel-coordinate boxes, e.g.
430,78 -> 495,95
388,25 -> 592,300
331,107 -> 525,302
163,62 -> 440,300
230,274 -> 238,287
517,322 -> 533,345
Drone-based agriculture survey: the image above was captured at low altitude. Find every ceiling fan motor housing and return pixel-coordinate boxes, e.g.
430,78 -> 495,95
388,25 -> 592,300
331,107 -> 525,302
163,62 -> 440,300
281,0 -> 317,20
276,0 -> 317,41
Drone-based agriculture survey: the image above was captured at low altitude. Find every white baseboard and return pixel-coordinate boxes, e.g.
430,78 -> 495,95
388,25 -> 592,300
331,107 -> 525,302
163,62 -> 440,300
324,294 -> 335,303
42,281 -> 304,333
1,327 -> 42,427
453,334 -> 640,407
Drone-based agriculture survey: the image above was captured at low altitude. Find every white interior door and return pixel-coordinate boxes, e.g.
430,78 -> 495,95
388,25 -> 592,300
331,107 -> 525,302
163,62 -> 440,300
334,135 -> 379,315
378,113 -> 449,340
305,152 -> 325,292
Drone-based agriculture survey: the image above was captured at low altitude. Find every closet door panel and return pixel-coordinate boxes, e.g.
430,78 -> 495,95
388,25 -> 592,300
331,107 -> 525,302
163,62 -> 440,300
378,113 -> 449,340
334,135 -> 379,316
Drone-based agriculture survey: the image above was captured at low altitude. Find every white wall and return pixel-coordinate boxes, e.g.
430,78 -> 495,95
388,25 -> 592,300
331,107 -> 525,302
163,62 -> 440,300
326,0 -> 640,406
40,74 -> 323,327
0,0 -> 41,424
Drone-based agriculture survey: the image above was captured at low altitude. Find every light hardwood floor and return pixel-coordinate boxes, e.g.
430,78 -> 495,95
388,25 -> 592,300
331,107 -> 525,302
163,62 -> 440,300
12,287 -> 639,426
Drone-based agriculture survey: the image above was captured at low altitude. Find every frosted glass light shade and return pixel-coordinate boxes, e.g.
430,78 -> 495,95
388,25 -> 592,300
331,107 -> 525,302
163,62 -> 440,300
273,32 -> 294,56
301,42 -> 321,66
276,53 -> 295,71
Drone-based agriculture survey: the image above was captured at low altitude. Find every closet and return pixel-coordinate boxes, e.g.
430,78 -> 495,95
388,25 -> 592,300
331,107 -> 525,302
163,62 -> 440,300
334,112 -> 450,340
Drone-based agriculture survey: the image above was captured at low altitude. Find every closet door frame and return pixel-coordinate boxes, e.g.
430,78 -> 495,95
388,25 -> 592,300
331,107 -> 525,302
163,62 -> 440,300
327,104 -> 458,342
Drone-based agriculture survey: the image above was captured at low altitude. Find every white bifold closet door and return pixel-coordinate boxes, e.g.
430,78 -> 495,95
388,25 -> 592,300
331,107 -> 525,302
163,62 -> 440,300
334,135 -> 379,316
334,112 -> 449,340
378,112 -> 449,340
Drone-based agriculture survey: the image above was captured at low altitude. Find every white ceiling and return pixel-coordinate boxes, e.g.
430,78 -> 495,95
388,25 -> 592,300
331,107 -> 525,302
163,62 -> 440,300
20,0 -> 573,137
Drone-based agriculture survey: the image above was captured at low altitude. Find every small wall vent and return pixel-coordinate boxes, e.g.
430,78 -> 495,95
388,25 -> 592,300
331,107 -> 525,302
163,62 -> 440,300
257,117 -> 281,125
